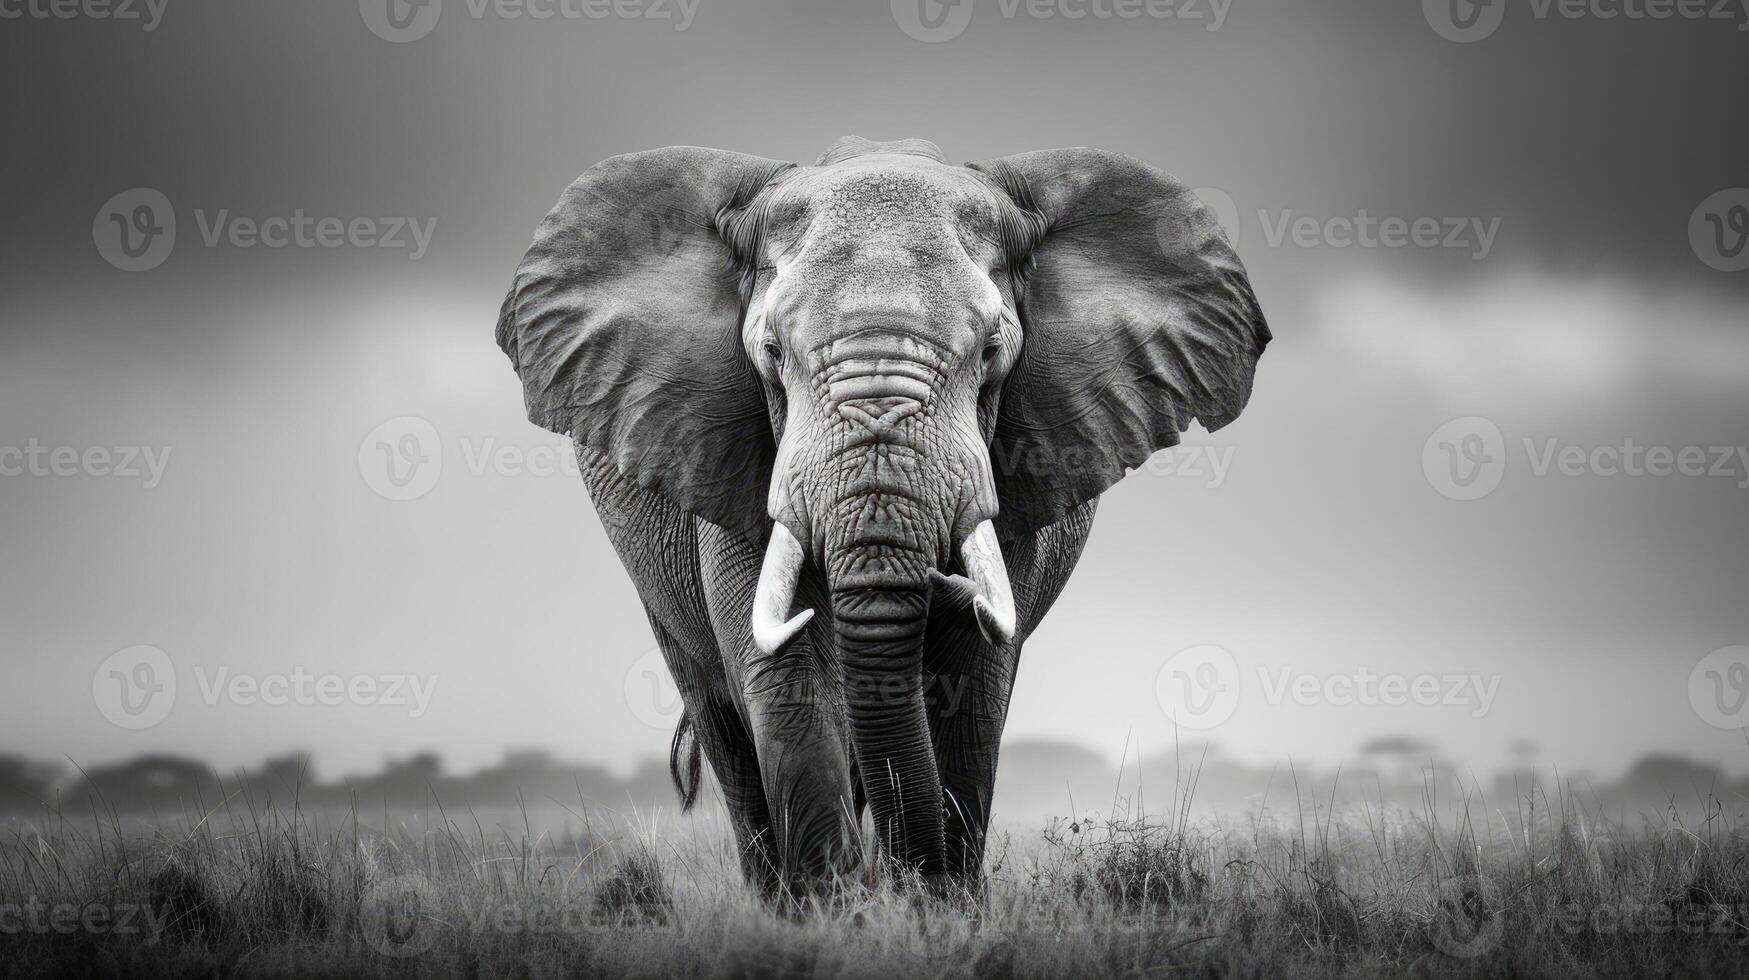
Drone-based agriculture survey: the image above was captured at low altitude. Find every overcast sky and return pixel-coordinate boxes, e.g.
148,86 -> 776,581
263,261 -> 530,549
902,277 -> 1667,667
2,0 -> 1746,782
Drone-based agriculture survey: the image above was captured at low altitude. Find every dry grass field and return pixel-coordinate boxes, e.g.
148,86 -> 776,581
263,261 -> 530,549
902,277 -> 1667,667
4,769 -> 1748,979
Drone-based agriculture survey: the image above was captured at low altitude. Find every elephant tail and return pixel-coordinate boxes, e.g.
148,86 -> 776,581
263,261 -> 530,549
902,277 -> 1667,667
669,713 -> 703,811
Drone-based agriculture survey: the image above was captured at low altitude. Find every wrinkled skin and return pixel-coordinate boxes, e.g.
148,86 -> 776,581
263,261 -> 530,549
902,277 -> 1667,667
496,136 -> 1269,893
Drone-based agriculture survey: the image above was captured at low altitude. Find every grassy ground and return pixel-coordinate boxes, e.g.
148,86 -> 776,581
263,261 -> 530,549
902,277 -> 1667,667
4,773 -> 1749,979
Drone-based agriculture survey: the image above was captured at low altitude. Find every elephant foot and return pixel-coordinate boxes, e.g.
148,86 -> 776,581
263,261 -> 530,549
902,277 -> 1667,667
921,872 -> 988,909
758,864 -> 876,919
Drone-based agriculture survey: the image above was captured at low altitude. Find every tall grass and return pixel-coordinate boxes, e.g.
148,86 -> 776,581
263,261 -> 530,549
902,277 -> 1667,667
3,764 -> 1748,978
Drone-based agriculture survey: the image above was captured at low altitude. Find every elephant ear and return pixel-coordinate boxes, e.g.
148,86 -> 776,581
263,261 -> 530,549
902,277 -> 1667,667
496,146 -> 792,539
969,148 -> 1271,537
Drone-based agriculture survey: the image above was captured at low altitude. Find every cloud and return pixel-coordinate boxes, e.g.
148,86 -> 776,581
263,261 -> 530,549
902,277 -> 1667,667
1317,272 -> 1749,404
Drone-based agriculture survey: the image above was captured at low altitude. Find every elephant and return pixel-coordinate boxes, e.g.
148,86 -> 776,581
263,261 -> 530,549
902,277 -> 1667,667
494,136 -> 1269,894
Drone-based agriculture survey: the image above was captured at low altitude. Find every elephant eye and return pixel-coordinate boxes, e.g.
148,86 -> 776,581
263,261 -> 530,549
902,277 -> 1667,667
982,338 -> 1002,363
762,339 -> 783,364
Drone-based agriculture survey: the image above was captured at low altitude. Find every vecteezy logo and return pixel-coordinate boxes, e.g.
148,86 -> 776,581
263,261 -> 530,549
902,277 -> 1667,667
1155,644 -> 1240,730
1155,186 -> 1243,257
360,0 -> 442,43
892,0 -> 975,42
93,645 -> 177,730
1430,873 -> 1505,957
624,646 -> 686,730
1423,416 -> 1506,501
93,189 -> 176,272
1424,0 -> 1504,42
1689,646 -> 1749,730
1689,189 -> 1749,273
1193,186 -> 1242,247
359,417 -> 442,501
360,874 -> 442,957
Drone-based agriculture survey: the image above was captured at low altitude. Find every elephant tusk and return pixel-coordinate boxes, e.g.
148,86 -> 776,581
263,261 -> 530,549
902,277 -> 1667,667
960,520 -> 1017,646
751,521 -> 815,656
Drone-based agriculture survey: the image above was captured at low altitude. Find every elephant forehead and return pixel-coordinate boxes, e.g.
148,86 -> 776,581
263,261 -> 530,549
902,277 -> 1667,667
814,168 -> 948,227
767,254 -> 998,358
759,159 -> 1006,354
775,156 -> 1002,243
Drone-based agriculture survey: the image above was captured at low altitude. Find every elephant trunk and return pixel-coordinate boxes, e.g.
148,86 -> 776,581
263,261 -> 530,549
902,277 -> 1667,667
830,564 -> 946,879
750,510 -> 948,878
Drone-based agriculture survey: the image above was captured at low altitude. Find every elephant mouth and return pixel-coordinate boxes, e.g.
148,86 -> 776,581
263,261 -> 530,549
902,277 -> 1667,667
750,519 -> 1015,658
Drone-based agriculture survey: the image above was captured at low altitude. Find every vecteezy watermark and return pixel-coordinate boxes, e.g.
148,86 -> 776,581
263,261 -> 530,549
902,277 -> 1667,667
1422,0 -> 1506,42
1689,645 -> 1749,729
93,188 -> 436,272
1188,186 -> 1242,245
92,189 -> 176,272
891,0 -> 1229,43
1251,209 -> 1500,260
1423,417 -> 1749,501
1430,873 -> 1506,957
1136,446 -> 1236,488
359,0 -> 698,43
1426,0 -> 1749,43
1155,644 -> 1241,729
625,646 -> 685,730
1161,188 -> 1502,260
92,645 -> 439,729
358,417 -> 593,501
361,871 -> 634,957
1256,666 -> 1500,718
0,440 -> 171,489
629,645 -> 977,730
360,420 -> 1236,501
360,874 -> 443,958
0,0 -> 168,30
1521,438 -> 1749,487
1536,900 -> 1749,939
988,441 -> 1237,487
454,895 -> 616,936
1422,417 -> 1507,502
359,416 -> 444,501
1155,645 -> 1500,730
1690,189 -> 1749,273
93,645 -> 177,730
191,667 -> 438,717
0,899 -> 168,942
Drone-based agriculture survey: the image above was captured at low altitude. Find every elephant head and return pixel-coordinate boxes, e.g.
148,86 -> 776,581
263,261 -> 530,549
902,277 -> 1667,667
497,136 -> 1269,881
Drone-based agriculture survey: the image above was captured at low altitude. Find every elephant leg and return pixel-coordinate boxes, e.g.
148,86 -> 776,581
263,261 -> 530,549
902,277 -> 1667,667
924,627 -> 1014,884
926,500 -> 1099,884
646,617 -> 779,891
576,446 -> 781,887
696,521 -> 860,889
